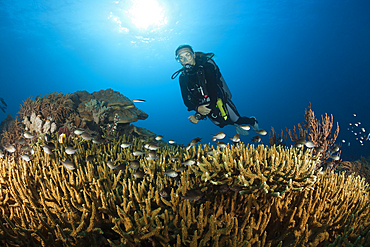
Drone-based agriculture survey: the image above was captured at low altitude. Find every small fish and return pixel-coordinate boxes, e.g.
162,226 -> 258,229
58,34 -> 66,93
212,132 -> 226,140
133,171 -> 145,178
44,133 -> 51,142
129,160 -> 140,170
58,133 -> 66,144
120,143 -> 132,148
331,145 -> 340,152
86,155 -> 95,162
315,146 -> 324,153
24,131 -> 34,139
21,145 -> 30,151
155,135 -> 164,141
295,138 -> 306,145
256,129 -> 267,135
92,138 -> 103,144
107,161 -> 117,169
217,142 -> 227,148
61,160 -> 75,170
190,137 -> 202,146
144,143 -> 160,151
240,124 -> 251,130
165,169 -> 178,178
353,113 -> 356,116
16,138 -> 27,145
65,147 -> 78,155
362,128 -> 366,133
81,132 -> 93,141
181,189 -> 203,201
132,99 -> 146,103
330,155 -> 340,161
122,105 -> 135,110
74,128 -> 85,135
43,146 -> 53,155
182,159 -> 196,166
276,137 -> 283,145
20,154 -> 31,162
3,144 -> 16,153
230,134 -> 240,143
147,150 -> 159,159
133,150 -> 144,156
168,140 -> 176,144
251,136 -> 261,143
159,187 -> 172,198
304,141 -> 316,148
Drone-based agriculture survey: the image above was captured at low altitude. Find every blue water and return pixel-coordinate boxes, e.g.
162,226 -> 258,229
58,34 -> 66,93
1,0 -> 369,161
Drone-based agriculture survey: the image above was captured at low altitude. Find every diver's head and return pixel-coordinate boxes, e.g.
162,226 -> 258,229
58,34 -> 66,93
175,45 -> 195,67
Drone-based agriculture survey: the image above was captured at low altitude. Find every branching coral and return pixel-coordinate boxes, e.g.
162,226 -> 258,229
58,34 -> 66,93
18,93 -> 73,125
338,157 -> 370,185
0,134 -> 369,246
286,103 -> 340,168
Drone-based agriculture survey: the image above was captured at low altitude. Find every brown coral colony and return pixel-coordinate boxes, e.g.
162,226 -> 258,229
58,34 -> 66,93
0,90 -> 369,247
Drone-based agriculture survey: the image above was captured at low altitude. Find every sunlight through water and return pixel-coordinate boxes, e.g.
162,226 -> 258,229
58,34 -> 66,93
128,0 -> 167,30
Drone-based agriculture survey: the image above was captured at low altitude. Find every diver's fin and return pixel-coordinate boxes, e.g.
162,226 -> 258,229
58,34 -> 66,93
250,116 -> 259,131
235,124 -> 249,135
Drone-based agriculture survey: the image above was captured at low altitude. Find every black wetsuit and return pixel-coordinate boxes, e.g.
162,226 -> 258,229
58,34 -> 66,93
179,55 -> 256,128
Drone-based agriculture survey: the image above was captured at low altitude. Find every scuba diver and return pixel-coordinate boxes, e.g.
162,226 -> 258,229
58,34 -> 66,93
171,44 -> 259,135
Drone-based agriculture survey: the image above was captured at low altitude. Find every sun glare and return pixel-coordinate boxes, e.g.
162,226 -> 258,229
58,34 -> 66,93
128,0 -> 167,30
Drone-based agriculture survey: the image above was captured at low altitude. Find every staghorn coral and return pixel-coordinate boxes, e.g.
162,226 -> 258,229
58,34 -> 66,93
0,134 -> 369,247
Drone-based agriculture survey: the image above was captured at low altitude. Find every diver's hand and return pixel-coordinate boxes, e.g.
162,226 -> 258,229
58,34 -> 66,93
188,115 -> 199,124
198,104 -> 211,115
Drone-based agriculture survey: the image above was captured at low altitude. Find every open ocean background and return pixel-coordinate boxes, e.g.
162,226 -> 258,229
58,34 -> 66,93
1,0 -> 369,161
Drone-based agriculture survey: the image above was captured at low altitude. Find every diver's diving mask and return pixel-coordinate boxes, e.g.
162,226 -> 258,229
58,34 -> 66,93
175,50 -> 194,64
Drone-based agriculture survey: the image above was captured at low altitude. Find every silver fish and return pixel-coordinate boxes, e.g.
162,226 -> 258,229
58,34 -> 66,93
330,155 -> 340,161
155,135 -> 164,141
256,129 -> 267,136
24,131 -> 34,139
74,128 -> 85,135
240,124 -> 250,130
144,143 -> 160,151
3,144 -> 16,153
304,141 -> 316,148
61,160 -> 75,170
168,140 -> 176,144
20,154 -> 31,162
133,150 -> 144,156
107,161 -> 117,169
165,169 -> 178,178
65,147 -> 78,155
230,134 -> 240,143
81,132 -> 93,141
212,132 -> 226,140
182,159 -> 196,166
43,146 -> 53,155
17,138 -> 27,145
120,143 -> 132,148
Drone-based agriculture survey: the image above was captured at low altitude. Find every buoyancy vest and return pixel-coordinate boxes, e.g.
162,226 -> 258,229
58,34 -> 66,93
171,52 -> 232,101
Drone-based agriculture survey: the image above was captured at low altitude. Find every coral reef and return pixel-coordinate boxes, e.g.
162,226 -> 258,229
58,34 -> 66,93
286,104 -> 340,169
338,156 -> 370,185
22,112 -> 58,135
0,133 -> 369,246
